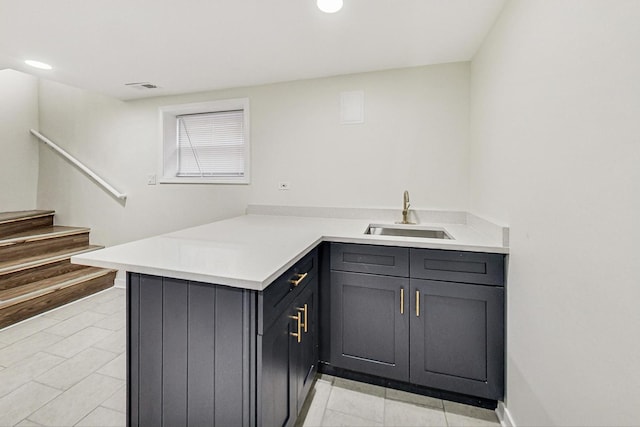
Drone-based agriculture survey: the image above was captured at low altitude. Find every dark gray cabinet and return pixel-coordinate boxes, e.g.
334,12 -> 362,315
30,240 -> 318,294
410,278 -> 504,399
329,243 -> 505,400
330,271 -> 409,381
258,267 -> 318,427
294,282 -> 318,412
127,249 -> 318,427
128,274 -> 252,427
259,301 -> 296,427
127,241 -> 505,426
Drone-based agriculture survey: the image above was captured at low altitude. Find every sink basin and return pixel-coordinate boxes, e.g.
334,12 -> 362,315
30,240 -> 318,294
365,224 -> 453,239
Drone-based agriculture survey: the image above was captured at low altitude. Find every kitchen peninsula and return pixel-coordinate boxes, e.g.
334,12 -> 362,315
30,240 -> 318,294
73,212 -> 508,427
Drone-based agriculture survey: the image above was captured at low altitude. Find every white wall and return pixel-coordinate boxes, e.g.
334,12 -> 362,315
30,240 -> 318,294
470,1 -> 640,425
37,81 -> 250,246
248,63 -> 470,210
37,62 -> 470,246
0,69 -> 39,211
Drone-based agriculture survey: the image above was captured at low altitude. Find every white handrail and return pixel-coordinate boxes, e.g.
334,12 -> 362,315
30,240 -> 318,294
30,129 -> 127,201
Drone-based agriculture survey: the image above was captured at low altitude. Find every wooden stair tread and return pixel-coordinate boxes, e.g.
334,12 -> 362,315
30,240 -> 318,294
0,270 -> 116,328
0,210 -> 55,225
0,225 -> 90,245
0,267 -> 115,307
0,209 -> 113,328
0,245 -> 104,275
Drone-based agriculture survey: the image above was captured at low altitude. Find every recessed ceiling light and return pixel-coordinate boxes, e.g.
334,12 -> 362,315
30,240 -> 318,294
317,0 -> 343,13
25,60 -> 53,70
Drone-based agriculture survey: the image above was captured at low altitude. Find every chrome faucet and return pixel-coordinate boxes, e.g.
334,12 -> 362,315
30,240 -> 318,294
399,190 -> 414,224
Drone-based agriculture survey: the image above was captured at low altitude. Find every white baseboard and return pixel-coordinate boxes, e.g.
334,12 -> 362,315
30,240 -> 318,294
114,270 -> 126,288
496,401 -> 516,427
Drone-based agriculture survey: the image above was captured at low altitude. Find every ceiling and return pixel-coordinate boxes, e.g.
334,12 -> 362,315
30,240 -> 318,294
0,0 -> 505,100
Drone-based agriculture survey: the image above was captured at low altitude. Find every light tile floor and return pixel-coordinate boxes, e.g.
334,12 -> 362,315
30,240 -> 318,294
0,287 -> 501,427
298,375 -> 501,427
0,288 -> 126,427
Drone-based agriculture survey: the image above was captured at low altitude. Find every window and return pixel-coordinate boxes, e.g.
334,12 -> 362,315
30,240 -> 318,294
159,98 -> 250,184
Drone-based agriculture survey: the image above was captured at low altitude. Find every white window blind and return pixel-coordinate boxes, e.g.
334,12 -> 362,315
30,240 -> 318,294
176,110 -> 245,177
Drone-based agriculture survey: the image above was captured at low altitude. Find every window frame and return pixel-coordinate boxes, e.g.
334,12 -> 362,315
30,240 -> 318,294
158,98 -> 250,184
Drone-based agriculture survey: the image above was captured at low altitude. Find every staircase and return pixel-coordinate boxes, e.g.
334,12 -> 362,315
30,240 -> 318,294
0,210 -> 116,329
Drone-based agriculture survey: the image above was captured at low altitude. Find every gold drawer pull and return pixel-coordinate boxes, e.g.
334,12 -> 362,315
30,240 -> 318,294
289,313 -> 302,343
297,304 -> 308,333
400,288 -> 404,314
416,290 -> 420,317
289,272 -> 308,287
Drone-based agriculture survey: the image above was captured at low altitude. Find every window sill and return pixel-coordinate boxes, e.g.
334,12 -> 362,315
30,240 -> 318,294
158,177 -> 250,185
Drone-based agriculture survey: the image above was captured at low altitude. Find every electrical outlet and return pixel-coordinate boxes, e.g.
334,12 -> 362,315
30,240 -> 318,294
147,174 -> 157,185
278,182 -> 290,190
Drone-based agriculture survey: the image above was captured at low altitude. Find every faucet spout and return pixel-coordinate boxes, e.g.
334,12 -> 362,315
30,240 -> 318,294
399,190 -> 414,224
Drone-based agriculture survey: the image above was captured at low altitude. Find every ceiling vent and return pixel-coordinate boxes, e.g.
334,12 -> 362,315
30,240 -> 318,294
125,82 -> 160,90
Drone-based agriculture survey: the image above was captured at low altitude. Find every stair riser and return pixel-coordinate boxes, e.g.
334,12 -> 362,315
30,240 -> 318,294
0,215 -> 54,239
0,233 -> 90,263
0,260 -> 87,291
0,272 -> 116,329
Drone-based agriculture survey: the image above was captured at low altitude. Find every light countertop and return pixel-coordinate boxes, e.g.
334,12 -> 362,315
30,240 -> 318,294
72,214 -> 508,291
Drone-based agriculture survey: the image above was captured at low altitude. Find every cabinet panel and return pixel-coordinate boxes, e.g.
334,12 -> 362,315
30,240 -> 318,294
128,274 -> 252,427
331,243 -> 409,277
137,275 -> 163,427
214,286 -> 250,427
127,273 -> 140,427
330,271 -> 409,381
410,249 -> 504,286
259,305 -> 296,427
162,279 -> 188,427
186,283 -> 216,426
410,279 -> 504,400
259,272 -> 318,426
294,279 -> 318,413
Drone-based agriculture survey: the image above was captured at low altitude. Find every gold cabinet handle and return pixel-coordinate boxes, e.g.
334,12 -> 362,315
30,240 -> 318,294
400,288 -> 404,315
289,313 -> 301,343
416,290 -> 420,317
297,303 -> 308,333
289,272 -> 308,287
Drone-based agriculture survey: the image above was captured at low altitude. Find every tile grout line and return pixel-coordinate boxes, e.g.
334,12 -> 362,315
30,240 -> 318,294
98,403 -> 126,415
33,349 -> 122,393
95,368 -> 126,381
317,384 -> 332,427
19,382 -> 64,426
323,383 -> 385,426
32,378 -> 66,392
382,391 -> 385,426
18,417 -> 44,427
90,345 -> 124,356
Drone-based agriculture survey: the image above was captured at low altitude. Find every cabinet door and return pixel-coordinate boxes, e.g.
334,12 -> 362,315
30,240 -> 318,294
409,279 -> 504,400
293,277 -> 318,413
260,305 -> 297,427
330,271 -> 409,381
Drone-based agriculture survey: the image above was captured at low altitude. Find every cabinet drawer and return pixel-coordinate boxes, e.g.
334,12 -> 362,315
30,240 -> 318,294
330,243 -> 409,277
259,248 -> 318,334
410,249 -> 504,286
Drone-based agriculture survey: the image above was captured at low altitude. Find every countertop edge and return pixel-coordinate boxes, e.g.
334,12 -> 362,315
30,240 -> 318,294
323,235 -> 509,254
73,231 -> 507,291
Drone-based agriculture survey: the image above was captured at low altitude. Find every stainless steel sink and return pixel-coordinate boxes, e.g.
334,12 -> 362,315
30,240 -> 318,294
365,224 -> 453,239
